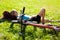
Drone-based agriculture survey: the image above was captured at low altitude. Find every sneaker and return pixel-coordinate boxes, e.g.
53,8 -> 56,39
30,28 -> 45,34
54,27 -> 60,32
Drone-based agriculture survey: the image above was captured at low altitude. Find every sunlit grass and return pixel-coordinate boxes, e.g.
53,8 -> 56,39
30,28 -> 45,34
0,0 -> 60,40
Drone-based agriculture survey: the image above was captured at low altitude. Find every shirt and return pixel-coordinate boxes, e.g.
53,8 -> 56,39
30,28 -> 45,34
17,15 -> 31,20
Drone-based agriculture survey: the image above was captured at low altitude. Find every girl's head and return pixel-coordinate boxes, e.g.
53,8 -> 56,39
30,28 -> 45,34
3,11 -> 11,19
10,10 -> 18,17
10,10 -> 18,20
3,10 -> 17,20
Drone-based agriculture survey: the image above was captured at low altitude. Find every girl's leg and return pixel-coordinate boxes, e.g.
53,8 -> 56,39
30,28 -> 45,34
38,8 -> 45,23
38,8 -> 58,23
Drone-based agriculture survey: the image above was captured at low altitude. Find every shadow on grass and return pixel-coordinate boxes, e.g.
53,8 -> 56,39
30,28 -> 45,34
0,18 -> 11,23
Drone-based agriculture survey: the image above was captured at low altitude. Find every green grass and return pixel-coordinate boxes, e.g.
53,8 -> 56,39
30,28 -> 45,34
0,0 -> 60,40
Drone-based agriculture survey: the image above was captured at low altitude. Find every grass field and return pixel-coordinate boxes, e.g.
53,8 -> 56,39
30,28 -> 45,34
0,0 -> 60,40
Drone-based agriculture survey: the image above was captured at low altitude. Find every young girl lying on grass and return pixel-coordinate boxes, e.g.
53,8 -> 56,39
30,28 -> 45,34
0,8 -> 60,31
2,8 -> 59,23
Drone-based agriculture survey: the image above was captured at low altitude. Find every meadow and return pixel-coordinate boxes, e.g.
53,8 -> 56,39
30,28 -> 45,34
0,0 -> 60,40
